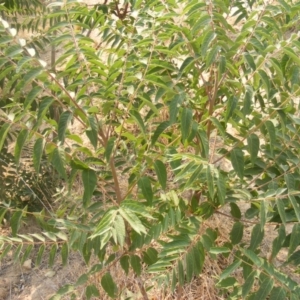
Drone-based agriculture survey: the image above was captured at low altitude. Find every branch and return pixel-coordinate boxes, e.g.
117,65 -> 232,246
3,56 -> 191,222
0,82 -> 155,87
109,157 -> 122,204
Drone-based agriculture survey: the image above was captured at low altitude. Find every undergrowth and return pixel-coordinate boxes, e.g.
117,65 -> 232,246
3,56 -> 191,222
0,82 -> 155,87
1,0 -> 300,299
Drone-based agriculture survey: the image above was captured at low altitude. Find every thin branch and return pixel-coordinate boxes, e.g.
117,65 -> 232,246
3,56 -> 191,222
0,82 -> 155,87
109,157 -> 122,204
136,276 -> 149,300
207,68 -> 219,139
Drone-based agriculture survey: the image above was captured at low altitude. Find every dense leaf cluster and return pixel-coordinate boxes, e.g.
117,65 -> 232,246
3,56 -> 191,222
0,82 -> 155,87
1,0 -> 300,299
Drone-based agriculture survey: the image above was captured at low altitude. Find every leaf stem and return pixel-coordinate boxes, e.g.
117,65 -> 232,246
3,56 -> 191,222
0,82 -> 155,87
109,157 -> 122,204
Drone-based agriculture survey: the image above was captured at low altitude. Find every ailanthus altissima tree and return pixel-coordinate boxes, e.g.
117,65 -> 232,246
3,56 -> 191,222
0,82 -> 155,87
1,0 -> 300,299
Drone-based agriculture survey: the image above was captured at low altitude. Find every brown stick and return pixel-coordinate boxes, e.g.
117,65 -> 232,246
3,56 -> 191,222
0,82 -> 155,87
109,157 -> 122,204
136,276 -> 149,300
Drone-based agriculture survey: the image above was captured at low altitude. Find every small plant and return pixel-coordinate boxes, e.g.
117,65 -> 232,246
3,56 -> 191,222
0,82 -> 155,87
1,0 -> 300,299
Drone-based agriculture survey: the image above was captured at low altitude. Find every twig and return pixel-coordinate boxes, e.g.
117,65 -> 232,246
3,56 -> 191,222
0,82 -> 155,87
136,276 -> 149,300
109,158 -> 122,204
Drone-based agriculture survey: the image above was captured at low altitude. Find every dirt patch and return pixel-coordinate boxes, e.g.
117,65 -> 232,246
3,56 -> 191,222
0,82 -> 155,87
0,245 -> 87,300
0,215 -> 87,300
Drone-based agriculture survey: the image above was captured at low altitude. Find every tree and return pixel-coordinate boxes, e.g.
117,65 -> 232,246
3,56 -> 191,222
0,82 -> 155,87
1,0 -> 300,299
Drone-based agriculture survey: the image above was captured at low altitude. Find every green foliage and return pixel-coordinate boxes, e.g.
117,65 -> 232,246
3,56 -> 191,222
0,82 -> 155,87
1,0 -> 300,298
